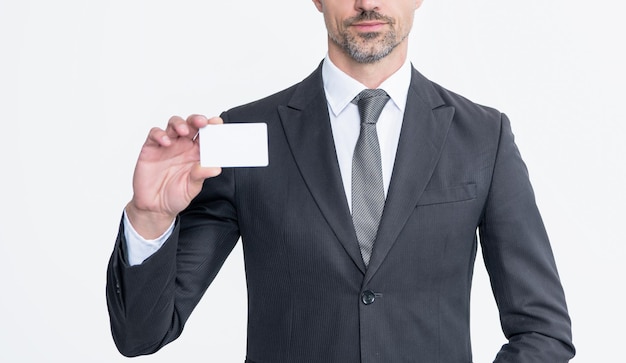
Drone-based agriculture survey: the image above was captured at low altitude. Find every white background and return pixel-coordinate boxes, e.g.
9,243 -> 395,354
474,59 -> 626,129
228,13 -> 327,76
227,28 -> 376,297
1,0 -> 624,362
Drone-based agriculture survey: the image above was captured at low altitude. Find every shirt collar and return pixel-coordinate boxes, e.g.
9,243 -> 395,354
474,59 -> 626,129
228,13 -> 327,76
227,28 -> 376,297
322,54 -> 412,117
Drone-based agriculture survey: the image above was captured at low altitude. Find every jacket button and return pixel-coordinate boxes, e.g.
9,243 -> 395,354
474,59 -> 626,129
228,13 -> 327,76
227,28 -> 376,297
361,290 -> 376,305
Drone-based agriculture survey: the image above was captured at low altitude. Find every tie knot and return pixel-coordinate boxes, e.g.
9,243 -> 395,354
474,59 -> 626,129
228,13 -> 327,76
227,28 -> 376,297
353,89 -> 390,125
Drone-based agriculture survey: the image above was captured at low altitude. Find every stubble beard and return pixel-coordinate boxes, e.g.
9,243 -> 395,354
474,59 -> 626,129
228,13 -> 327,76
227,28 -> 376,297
330,11 -> 407,64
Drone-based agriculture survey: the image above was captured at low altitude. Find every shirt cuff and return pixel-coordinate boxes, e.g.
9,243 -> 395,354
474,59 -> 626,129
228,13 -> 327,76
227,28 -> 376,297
123,209 -> 175,266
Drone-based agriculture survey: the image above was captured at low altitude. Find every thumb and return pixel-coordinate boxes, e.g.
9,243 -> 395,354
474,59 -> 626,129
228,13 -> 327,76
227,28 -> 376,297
190,164 -> 222,183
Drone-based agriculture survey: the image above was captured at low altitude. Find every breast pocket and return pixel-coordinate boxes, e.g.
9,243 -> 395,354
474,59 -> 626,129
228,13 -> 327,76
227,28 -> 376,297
416,183 -> 477,206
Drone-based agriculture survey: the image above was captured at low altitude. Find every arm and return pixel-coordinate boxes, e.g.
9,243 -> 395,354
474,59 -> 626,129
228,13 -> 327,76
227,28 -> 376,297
106,171 -> 240,356
479,114 -> 575,362
106,115 -> 239,356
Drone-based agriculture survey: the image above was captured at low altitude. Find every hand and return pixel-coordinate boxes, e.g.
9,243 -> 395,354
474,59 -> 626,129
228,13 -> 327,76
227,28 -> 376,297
126,115 -> 223,239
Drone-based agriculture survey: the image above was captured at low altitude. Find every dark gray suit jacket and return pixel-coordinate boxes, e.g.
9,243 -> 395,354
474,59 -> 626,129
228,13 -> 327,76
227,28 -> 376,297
107,64 -> 574,362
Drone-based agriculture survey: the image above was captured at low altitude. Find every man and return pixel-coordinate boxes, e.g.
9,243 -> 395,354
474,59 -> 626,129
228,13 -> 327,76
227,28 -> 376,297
107,0 -> 575,361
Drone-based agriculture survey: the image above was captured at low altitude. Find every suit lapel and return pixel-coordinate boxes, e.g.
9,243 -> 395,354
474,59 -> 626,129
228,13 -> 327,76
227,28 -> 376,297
277,66 -> 455,279
278,66 -> 367,274
364,68 -> 455,285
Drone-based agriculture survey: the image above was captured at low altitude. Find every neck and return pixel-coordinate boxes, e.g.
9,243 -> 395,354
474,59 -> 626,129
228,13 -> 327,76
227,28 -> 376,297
327,40 -> 408,89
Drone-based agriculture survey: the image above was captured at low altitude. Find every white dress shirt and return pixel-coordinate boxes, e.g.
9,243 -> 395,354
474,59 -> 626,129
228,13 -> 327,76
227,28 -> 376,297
323,55 -> 410,208
124,55 -> 412,266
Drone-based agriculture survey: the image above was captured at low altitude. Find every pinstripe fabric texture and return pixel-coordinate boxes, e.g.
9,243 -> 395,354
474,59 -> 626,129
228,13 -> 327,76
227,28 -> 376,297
351,89 -> 390,267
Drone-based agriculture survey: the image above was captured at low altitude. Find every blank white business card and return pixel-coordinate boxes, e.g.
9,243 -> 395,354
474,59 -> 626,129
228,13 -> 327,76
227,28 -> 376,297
199,123 -> 268,167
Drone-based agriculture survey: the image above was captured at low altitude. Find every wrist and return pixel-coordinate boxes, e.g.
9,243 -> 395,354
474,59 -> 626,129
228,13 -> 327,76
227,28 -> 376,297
125,201 -> 176,239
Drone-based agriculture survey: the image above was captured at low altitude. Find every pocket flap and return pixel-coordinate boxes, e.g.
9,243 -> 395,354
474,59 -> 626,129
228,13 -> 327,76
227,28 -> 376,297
417,183 -> 477,206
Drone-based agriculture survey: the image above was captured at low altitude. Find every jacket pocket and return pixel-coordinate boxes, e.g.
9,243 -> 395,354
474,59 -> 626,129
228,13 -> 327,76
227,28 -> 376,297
416,183 -> 477,206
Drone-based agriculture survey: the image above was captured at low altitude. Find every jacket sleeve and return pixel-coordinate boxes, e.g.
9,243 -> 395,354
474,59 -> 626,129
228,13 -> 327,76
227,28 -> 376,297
479,114 -> 575,362
106,168 -> 240,357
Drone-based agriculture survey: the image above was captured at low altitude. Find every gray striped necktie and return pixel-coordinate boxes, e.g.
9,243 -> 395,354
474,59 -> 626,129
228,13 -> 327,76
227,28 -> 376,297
352,89 -> 390,267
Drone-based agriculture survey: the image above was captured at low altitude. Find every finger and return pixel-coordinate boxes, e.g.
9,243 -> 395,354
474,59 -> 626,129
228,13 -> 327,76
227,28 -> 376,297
207,116 -> 224,126
186,114 -> 211,129
190,116 -> 223,142
145,127 -> 171,147
184,114 -> 209,141
165,115 -> 190,139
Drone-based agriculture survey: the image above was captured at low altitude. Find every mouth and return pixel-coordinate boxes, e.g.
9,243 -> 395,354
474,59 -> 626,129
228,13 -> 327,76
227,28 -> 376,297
345,10 -> 393,33
351,21 -> 388,32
